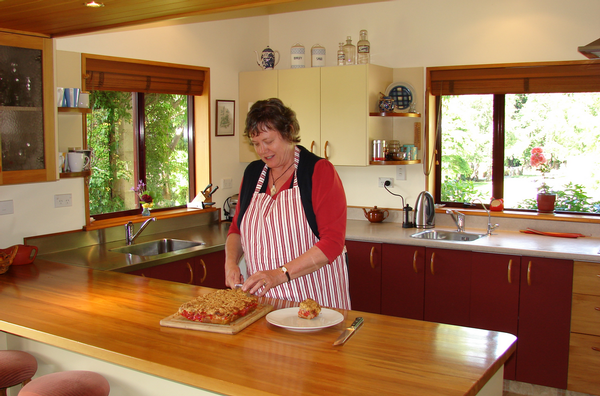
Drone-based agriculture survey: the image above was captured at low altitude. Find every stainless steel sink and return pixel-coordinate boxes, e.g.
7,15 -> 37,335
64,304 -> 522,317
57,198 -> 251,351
110,239 -> 204,256
410,230 -> 486,242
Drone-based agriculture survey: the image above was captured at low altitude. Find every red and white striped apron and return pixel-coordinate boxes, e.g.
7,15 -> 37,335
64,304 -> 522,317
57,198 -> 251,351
240,148 -> 351,310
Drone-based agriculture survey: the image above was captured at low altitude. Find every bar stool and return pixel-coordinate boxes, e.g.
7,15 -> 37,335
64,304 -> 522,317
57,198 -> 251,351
18,371 -> 110,396
0,351 -> 37,396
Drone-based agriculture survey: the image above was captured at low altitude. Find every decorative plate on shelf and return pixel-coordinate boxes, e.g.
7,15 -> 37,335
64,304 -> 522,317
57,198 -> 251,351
385,82 -> 416,111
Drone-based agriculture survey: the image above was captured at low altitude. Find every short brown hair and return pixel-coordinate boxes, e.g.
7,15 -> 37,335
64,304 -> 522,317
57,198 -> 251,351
244,98 -> 300,143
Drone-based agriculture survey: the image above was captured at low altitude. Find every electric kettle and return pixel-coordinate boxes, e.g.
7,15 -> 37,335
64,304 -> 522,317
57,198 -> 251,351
414,191 -> 435,229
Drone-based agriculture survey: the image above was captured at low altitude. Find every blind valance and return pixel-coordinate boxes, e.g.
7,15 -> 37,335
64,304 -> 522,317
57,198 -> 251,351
428,60 -> 600,96
82,54 -> 207,96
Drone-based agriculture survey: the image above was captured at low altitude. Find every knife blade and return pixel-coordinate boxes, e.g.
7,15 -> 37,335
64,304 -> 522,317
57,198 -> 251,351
333,317 -> 364,346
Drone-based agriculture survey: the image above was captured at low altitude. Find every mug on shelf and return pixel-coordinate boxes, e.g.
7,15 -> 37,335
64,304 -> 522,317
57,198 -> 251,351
67,152 -> 90,172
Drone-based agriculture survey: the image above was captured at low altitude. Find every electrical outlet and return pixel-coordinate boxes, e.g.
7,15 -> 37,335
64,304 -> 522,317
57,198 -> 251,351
0,200 -> 14,215
396,165 -> 407,181
54,193 -> 72,208
222,178 -> 233,189
378,177 -> 393,188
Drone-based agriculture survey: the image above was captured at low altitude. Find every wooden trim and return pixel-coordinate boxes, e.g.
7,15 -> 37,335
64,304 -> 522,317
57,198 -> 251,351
428,60 -> 600,95
82,54 -> 208,96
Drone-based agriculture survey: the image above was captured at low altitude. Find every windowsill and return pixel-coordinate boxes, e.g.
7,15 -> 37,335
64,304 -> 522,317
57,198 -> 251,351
84,207 -> 219,231
434,208 -> 600,224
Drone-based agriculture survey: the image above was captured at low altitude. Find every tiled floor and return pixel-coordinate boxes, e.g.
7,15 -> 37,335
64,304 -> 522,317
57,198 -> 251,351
503,380 -> 597,396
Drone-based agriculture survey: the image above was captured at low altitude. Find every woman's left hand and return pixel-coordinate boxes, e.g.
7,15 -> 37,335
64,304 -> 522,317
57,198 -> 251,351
243,269 -> 283,296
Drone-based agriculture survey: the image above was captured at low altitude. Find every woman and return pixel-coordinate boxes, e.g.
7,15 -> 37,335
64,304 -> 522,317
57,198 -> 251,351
224,98 -> 350,310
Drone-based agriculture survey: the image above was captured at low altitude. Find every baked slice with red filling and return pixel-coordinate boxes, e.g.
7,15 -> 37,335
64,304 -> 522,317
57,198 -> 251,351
298,298 -> 321,319
178,288 -> 258,325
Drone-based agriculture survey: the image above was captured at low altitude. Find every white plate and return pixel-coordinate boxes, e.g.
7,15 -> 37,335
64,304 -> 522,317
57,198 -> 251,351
266,307 -> 344,332
385,81 -> 416,111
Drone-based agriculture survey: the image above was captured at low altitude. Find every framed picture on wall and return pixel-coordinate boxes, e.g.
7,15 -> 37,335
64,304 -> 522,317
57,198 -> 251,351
216,100 -> 235,136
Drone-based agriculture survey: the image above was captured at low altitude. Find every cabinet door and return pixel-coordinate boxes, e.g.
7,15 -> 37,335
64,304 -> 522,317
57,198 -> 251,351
195,250 -> 226,289
470,252 -> 520,380
278,68 -> 321,156
149,258 -> 195,284
516,256 -> 573,389
424,248 -> 471,326
321,66 -> 368,166
381,244 -> 425,320
346,240 -> 381,314
238,70 -> 278,162
0,31 -> 56,185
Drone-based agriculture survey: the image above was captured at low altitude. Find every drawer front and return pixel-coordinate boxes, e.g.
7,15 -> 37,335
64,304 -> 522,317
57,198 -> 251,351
568,332 -> 600,395
573,262 -> 600,296
571,294 -> 600,336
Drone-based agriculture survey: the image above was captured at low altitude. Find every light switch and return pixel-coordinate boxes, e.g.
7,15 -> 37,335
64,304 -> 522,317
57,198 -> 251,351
0,200 -> 14,215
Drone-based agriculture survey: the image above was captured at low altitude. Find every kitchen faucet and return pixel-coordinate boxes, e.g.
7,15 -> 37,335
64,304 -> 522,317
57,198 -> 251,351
473,198 -> 499,235
446,209 -> 466,232
125,217 -> 156,245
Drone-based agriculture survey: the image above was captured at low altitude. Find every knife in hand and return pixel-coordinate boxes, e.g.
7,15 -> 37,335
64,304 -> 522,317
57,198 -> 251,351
333,317 -> 364,346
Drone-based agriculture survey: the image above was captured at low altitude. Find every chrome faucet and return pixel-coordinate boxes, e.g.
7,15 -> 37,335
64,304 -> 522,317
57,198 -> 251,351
125,217 -> 156,245
473,198 -> 499,235
446,209 -> 466,232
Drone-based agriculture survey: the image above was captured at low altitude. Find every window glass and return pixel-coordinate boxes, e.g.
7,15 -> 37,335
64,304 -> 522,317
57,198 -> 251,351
87,91 -> 190,217
440,93 -> 600,214
440,95 -> 493,203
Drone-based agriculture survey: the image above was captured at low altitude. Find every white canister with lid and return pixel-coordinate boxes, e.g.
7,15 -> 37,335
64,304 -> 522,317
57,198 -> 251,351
311,44 -> 326,67
291,43 -> 305,69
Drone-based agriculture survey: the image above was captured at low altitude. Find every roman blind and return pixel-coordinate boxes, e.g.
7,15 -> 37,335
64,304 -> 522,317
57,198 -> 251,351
428,60 -> 600,96
82,54 -> 207,95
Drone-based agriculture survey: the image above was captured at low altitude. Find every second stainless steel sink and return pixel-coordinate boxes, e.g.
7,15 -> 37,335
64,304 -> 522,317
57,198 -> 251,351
410,230 -> 486,242
111,238 -> 204,256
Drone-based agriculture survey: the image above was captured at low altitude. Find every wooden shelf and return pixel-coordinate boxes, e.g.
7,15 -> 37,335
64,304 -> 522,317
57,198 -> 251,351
369,112 -> 421,117
370,159 -> 421,165
59,170 -> 91,178
58,107 -> 91,114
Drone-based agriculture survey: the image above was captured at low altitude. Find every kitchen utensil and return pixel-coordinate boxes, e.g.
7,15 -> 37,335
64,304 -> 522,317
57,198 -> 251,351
67,152 -> 90,172
255,46 -> 280,70
266,308 -> 343,331
414,191 -> 435,229
208,186 -> 218,196
333,317 -> 364,346
363,206 -> 389,223
290,43 -> 305,69
385,82 -> 416,111
160,304 -> 273,335
519,228 -> 585,238
0,245 -> 37,265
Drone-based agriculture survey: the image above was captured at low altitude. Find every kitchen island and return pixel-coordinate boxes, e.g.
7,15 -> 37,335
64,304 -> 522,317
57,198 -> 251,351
0,260 -> 515,396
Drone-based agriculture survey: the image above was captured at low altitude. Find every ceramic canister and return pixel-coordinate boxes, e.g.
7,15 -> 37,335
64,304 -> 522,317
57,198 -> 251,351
311,44 -> 326,67
291,43 -> 305,69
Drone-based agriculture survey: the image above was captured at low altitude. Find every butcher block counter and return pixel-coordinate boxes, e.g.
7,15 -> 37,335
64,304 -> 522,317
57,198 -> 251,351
0,260 -> 515,396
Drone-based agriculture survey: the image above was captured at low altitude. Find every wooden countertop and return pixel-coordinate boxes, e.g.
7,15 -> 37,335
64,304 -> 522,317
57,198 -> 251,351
0,260 -> 515,395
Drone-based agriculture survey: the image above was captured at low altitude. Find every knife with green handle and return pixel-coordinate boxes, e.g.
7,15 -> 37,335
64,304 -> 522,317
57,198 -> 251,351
333,317 -> 364,346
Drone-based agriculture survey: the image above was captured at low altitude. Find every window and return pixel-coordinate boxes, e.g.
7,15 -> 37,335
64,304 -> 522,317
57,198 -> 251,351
81,54 -> 210,220
427,61 -> 600,214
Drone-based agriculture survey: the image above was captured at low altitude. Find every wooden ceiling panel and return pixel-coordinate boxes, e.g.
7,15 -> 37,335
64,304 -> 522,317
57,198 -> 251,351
0,0 -> 304,37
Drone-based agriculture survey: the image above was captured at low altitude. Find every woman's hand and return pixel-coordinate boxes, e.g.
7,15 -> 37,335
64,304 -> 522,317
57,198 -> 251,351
225,261 -> 242,289
243,269 -> 286,297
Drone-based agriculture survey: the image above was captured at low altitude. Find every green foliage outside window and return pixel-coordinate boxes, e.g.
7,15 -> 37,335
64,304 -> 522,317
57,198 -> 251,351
87,91 -> 190,216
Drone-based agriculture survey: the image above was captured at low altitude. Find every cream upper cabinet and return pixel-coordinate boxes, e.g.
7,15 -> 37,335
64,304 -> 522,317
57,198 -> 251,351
239,64 -> 393,165
321,64 -> 392,166
238,70 -> 278,163
278,68 -> 321,156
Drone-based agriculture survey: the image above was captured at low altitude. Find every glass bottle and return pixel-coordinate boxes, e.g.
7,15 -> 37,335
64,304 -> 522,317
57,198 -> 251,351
342,36 -> 356,66
9,62 -> 21,106
337,42 -> 345,66
357,29 -> 370,64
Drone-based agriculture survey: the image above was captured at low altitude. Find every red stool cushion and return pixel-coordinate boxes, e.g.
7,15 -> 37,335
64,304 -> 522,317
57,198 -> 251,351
0,350 -> 37,388
19,371 -> 110,396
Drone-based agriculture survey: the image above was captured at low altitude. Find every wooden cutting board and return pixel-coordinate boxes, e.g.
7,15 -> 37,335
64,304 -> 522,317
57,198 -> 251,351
160,304 -> 273,335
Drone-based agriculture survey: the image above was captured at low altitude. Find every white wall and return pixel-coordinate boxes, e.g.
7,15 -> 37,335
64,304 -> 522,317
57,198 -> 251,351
1,0 -> 599,247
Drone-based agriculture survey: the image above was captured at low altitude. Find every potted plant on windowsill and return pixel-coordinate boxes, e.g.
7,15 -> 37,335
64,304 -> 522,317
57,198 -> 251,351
530,147 -> 556,213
